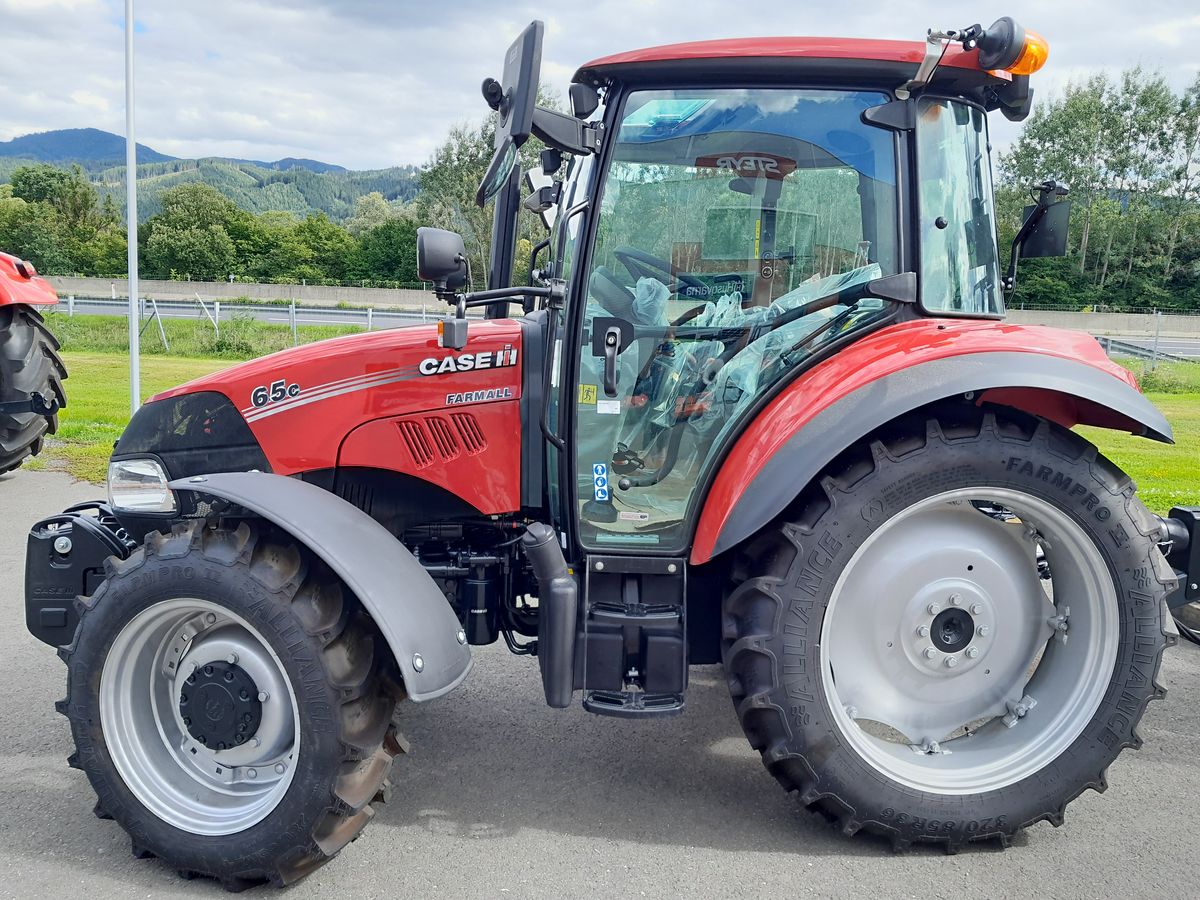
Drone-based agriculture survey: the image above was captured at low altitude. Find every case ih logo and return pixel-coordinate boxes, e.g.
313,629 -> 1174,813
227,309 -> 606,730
418,345 -> 518,376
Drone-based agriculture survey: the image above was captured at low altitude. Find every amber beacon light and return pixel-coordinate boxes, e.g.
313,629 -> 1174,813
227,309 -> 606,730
975,16 -> 1050,76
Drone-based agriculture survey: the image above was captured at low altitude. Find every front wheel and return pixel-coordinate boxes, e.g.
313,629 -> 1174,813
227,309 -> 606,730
723,408 -> 1174,849
59,522 -> 400,890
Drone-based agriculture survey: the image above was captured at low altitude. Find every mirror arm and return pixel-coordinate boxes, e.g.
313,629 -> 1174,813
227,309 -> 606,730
531,106 -> 600,155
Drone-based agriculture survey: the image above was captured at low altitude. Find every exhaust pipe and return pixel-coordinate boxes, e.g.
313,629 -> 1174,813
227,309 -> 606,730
521,523 -> 578,708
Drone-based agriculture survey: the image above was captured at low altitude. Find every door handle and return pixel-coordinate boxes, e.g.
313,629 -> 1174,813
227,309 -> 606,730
602,325 -> 621,397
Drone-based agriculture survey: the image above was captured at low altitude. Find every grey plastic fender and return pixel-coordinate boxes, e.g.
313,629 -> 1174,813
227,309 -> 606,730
709,351 -> 1174,559
169,471 -> 471,701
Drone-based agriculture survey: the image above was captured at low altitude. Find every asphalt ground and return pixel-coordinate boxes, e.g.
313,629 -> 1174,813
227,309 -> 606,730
1,469 -> 1197,899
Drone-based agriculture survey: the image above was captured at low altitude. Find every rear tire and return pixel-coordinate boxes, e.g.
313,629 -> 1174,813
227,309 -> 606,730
723,408 -> 1174,850
0,304 -> 66,473
58,522 -> 401,890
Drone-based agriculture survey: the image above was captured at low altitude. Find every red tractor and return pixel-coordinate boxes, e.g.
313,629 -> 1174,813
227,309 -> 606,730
25,17 -> 1199,890
0,251 -> 65,473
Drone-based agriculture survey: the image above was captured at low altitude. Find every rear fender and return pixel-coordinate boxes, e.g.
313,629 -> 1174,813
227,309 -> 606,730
169,471 -> 471,701
0,252 -> 58,306
691,321 -> 1172,564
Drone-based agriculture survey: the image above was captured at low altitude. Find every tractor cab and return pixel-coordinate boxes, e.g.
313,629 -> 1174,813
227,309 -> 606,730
421,18 -> 1066,557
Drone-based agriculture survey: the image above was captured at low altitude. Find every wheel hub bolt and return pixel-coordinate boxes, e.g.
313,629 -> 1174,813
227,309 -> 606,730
205,613 -> 216,625
916,625 -> 930,637
227,653 -> 239,665
945,656 -> 959,669
927,603 -> 940,615
257,691 -> 269,702
978,625 -> 991,636
844,705 -> 858,719
971,603 -> 984,615
274,763 -> 286,775
924,647 -> 937,659
966,647 -> 980,659
949,593 -> 963,606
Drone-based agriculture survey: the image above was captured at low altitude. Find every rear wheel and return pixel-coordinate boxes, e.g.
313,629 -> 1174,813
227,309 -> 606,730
0,304 -> 66,473
723,408 -> 1174,849
59,522 -> 401,890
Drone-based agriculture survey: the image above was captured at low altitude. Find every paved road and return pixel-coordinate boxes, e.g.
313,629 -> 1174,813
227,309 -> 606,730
1,469 -> 1197,899
1110,336 -> 1200,360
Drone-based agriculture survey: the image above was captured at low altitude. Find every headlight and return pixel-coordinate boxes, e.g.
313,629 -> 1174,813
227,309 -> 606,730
107,458 -> 177,514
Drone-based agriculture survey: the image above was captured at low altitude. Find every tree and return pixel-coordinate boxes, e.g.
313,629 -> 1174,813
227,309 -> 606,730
354,217 -> 420,283
145,223 -> 236,281
295,213 -> 357,282
0,196 -> 73,273
345,192 -> 398,237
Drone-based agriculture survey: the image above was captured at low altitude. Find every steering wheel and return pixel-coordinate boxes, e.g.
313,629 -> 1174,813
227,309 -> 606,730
613,247 -> 707,295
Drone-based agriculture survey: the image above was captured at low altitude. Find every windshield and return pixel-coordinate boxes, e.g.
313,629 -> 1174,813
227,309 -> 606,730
572,87 -> 898,552
917,99 -> 1003,315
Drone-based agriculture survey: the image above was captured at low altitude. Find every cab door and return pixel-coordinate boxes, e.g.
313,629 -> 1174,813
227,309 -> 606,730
570,86 -> 902,554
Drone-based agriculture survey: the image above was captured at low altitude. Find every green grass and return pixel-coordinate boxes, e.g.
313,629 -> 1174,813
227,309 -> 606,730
44,311 -> 361,360
1078,393 -> 1200,513
32,351 -> 1200,517
29,352 -> 229,483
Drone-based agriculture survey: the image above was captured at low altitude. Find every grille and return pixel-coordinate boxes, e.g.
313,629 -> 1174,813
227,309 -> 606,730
397,419 -> 434,468
424,416 -> 461,460
451,412 -> 487,455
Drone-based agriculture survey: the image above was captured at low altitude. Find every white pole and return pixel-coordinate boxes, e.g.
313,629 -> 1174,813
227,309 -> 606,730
124,0 -> 140,413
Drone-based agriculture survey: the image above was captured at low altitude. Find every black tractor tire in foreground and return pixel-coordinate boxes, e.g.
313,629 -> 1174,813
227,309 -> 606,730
723,406 -> 1173,851
0,304 -> 66,473
57,522 -> 401,890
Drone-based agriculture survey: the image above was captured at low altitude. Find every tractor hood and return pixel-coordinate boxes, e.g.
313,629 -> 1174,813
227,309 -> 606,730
119,319 -> 527,486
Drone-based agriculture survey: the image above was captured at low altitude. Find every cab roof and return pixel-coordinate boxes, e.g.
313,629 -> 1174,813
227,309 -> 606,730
574,37 -> 1010,90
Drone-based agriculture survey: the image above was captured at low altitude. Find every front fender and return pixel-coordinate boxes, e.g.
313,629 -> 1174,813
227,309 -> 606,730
692,321 -> 1173,564
169,471 -> 471,701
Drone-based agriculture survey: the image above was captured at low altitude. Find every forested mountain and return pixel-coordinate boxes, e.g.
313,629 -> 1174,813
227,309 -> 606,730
91,158 -> 419,222
0,129 -> 419,223
0,128 -> 173,165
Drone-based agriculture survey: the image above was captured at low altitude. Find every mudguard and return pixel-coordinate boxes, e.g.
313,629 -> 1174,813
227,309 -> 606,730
169,471 -> 472,701
0,251 -> 58,306
692,320 -> 1173,564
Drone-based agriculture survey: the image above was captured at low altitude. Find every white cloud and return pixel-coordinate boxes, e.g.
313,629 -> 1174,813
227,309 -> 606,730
0,0 -> 1194,169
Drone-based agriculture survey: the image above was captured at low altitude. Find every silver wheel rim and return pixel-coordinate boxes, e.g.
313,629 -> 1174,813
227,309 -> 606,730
100,598 -> 300,834
819,487 -> 1119,795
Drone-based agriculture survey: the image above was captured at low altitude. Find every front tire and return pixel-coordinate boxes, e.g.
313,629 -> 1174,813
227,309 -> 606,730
58,522 -> 400,890
723,408 -> 1174,849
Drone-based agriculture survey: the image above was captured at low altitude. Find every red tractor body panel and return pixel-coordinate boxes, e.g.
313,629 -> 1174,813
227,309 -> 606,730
0,251 -> 58,307
579,37 -> 1009,80
155,320 -> 525,514
690,319 -> 1144,564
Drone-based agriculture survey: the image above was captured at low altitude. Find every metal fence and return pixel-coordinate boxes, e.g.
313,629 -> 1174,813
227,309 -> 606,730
55,295 -> 466,350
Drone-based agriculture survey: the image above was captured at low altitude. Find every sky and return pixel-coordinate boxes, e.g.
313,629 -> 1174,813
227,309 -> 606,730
1,0 -> 1197,171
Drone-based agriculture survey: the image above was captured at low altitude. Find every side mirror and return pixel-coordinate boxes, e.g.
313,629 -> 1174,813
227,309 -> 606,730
522,167 -> 560,231
1003,180 -> 1070,292
416,227 -> 468,297
476,21 -> 544,206
1018,198 -> 1071,259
